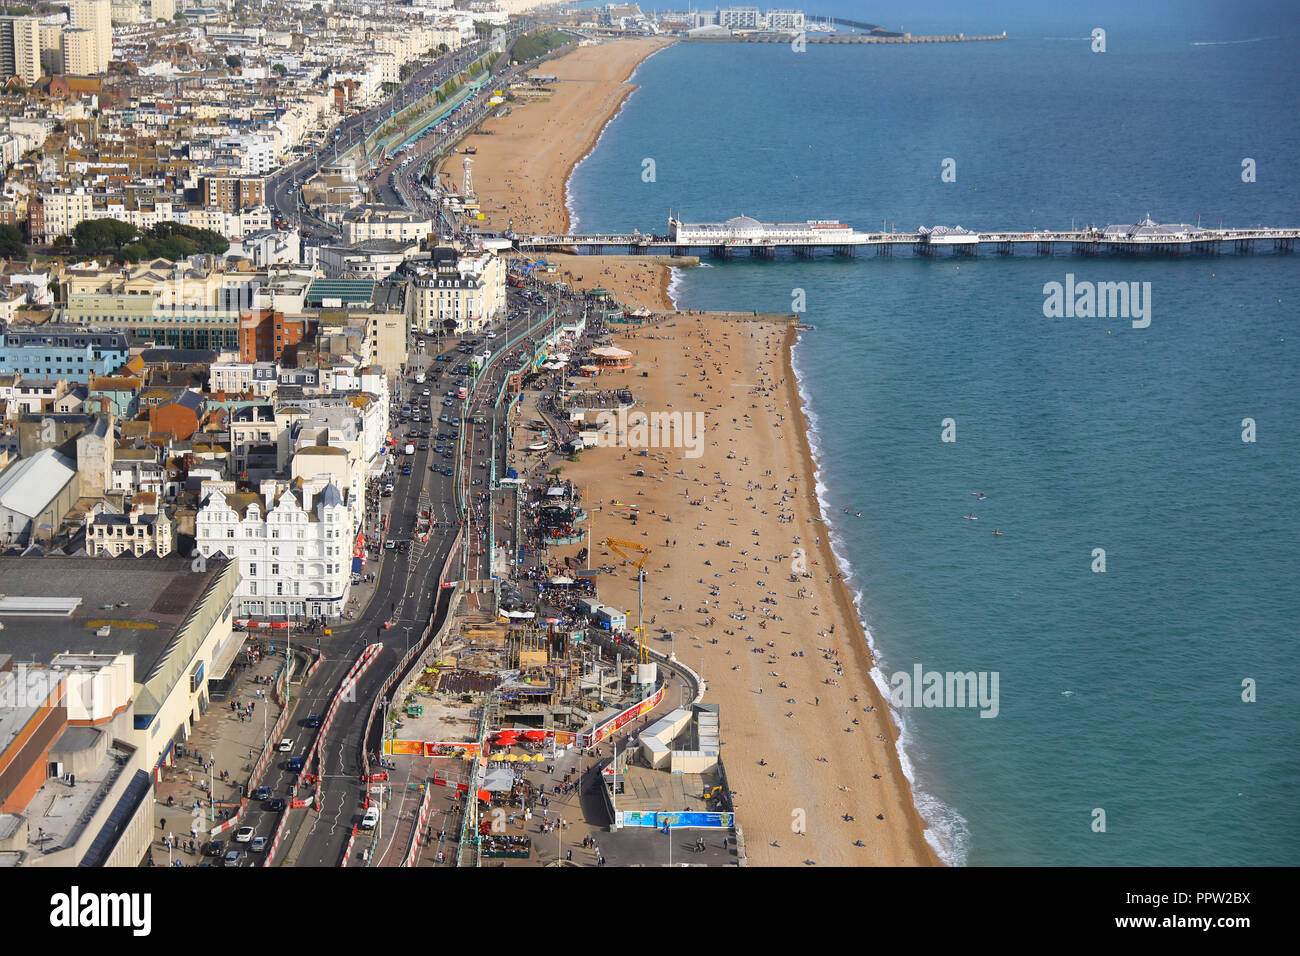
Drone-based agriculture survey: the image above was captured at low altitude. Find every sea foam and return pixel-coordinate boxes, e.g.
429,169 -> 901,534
791,335 -> 970,867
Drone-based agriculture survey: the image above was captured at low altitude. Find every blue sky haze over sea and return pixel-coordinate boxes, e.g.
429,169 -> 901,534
567,2 -> 1300,865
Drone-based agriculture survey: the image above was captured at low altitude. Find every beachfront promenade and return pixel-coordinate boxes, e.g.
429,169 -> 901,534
510,215 -> 1300,258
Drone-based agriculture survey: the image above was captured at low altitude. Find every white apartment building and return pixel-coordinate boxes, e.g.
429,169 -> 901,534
37,188 -> 94,242
341,205 -> 433,245
718,6 -> 761,30
209,359 -> 279,397
764,9 -> 805,31
214,134 -> 277,176
195,478 -> 354,620
407,247 -> 505,335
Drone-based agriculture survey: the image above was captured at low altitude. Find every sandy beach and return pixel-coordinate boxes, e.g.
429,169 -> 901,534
439,37 -> 677,311
487,39 -> 937,865
526,316 -> 937,866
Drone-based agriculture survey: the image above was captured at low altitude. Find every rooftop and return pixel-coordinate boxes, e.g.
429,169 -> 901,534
0,553 -> 233,689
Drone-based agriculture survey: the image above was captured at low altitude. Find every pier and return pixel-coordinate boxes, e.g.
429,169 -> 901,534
508,216 -> 1300,259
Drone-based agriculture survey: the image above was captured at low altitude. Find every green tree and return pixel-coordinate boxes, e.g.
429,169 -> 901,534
73,218 -> 139,253
226,54 -> 242,69
272,63 -> 287,76
0,224 -> 27,260
173,11 -> 186,21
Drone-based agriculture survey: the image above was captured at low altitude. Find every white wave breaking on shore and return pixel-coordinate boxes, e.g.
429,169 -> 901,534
564,42 -> 674,235
790,333 -> 971,867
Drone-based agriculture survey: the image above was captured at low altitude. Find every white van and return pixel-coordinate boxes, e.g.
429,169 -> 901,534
361,807 -> 379,830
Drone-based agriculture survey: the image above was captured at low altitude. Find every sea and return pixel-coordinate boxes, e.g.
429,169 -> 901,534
564,2 -> 1300,866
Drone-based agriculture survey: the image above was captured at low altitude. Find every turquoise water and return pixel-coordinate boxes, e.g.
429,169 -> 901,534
568,21 -> 1300,865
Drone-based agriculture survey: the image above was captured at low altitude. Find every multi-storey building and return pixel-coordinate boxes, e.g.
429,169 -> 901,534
0,16 -> 41,85
405,245 -> 506,335
67,0 -> 112,74
60,28 -> 100,76
340,205 -> 433,245
84,496 -> 174,557
202,175 -> 266,214
195,478 -> 354,620
0,326 -> 129,383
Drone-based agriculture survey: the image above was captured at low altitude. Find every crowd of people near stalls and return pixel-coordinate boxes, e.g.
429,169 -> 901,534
534,578 -> 597,619
507,479 -> 588,558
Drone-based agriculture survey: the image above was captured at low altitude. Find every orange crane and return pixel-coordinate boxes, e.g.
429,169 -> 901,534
600,538 -> 651,664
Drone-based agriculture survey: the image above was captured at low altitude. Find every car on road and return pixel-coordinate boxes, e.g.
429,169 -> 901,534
252,786 -> 272,801
277,738 -> 294,752
385,539 -> 396,549
223,849 -> 244,867
361,807 -> 379,830
250,836 -> 268,853
286,757 -> 304,771
234,826 -> 255,843
264,798 -> 286,812
202,840 -> 225,857
305,714 -> 322,727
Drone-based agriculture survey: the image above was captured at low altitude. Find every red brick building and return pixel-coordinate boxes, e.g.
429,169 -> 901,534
238,309 -> 308,363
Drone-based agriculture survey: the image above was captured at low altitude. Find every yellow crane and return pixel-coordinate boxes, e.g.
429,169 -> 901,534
600,537 -> 651,664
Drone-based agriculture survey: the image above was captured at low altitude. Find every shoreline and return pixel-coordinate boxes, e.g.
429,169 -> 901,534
780,321 -> 943,867
439,36 -> 677,312
490,39 -> 939,864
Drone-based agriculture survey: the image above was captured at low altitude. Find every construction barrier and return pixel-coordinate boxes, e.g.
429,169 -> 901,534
402,781 -> 436,867
263,805 -> 292,867
340,825 -> 358,867
361,528 -> 463,784
298,643 -> 384,811
585,682 -> 666,748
